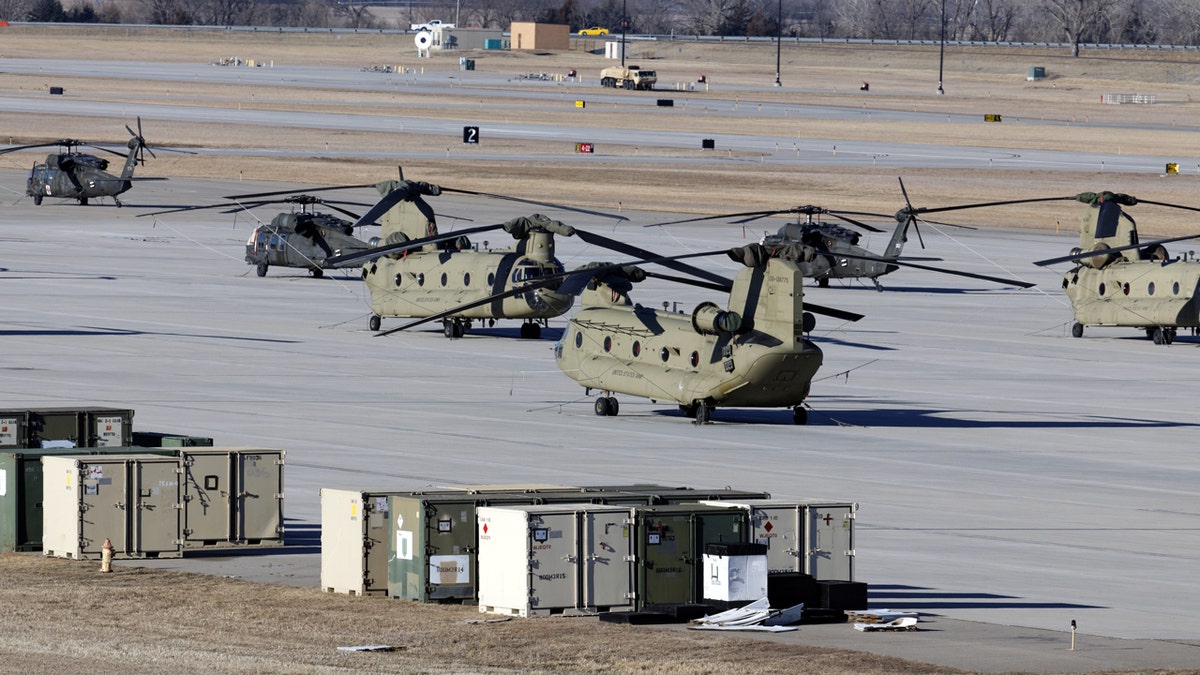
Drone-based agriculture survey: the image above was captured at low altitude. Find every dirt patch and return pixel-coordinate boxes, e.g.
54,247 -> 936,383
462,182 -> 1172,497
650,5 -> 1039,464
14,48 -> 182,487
0,552 -> 960,674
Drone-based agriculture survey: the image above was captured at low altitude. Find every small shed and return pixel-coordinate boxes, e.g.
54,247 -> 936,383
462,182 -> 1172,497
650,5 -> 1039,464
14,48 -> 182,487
509,22 -> 569,51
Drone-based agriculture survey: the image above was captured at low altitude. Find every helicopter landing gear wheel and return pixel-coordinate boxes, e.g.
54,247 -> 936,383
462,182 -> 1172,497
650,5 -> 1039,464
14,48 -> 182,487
311,268 -> 324,278
793,406 -> 808,425
694,402 -> 711,425
1072,322 -> 1084,338
32,194 -> 42,206
443,320 -> 466,339
369,315 -> 381,332
256,262 -> 268,277
818,277 -> 829,288
1153,327 -> 1175,345
680,403 -> 698,418
594,397 -> 609,416
79,197 -> 88,205
606,397 -> 619,416
519,322 -> 542,339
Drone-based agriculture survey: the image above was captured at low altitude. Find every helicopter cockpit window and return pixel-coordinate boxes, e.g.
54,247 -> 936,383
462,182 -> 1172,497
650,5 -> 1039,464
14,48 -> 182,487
513,265 -> 544,283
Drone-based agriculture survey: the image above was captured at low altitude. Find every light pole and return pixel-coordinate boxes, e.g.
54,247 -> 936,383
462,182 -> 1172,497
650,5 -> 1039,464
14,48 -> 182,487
774,0 -> 782,86
621,0 -> 627,67
937,0 -> 945,94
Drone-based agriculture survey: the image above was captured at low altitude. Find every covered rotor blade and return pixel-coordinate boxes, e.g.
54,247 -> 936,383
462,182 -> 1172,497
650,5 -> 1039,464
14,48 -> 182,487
1034,233 -> 1200,267
326,223 -> 506,267
574,228 -> 732,287
437,187 -> 628,221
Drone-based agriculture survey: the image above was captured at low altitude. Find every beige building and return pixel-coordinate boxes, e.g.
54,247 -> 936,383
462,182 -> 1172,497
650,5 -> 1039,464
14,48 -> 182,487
509,22 -> 569,50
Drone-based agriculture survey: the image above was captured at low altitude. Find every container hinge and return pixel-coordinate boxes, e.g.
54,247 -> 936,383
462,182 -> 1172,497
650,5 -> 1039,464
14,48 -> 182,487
174,502 -> 184,510
846,549 -> 856,557
563,555 -> 577,563
624,591 -> 636,600
275,492 -> 284,499
623,555 -> 635,562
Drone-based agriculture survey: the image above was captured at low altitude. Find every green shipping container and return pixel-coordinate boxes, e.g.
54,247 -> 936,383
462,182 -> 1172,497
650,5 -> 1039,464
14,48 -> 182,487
0,407 -> 134,449
633,504 -> 748,609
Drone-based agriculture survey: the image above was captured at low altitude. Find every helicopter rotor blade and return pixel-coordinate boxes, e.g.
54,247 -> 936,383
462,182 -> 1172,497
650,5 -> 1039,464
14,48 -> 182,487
802,301 -> 865,323
1034,233 -> 1200,267
325,223 -> 507,267
640,270 -> 732,293
224,184 -> 376,200
437,187 -> 628,221
645,210 -> 783,227
1135,199 -> 1200,214
837,250 -> 1035,288
573,228 -> 733,288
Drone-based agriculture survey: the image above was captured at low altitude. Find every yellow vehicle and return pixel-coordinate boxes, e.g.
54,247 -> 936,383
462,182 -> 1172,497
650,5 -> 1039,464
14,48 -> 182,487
578,27 -> 609,36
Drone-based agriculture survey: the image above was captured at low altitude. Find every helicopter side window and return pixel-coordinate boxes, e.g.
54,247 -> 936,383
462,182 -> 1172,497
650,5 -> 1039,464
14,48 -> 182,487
690,351 -> 700,367
1148,282 -> 1155,296
632,341 -> 641,357
574,331 -> 583,348
660,347 -> 670,363
1173,281 -> 1180,295
487,272 -> 496,286
463,273 -> 471,287
440,273 -> 448,287
417,273 -> 425,287
603,336 -> 612,352
1098,282 -> 1106,296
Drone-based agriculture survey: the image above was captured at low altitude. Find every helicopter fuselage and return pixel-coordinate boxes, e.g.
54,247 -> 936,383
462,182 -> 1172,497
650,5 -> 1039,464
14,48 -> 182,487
556,258 -> 823,423
26,153 -> 131,205
362,243 -> 572,325
1063,258 -> 1200,330
246,212 -> 370,277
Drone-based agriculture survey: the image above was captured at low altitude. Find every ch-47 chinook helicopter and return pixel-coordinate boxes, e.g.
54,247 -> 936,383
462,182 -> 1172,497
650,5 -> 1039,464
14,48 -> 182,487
0,118 -> 175,206
647,180 -> 983,291
325,176 -> 730,338
1033,191 -> 1200,345
143,193 -> 379,278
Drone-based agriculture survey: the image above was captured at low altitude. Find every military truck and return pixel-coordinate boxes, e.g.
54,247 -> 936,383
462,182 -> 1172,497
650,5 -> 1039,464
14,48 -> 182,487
600,65 -> 656,90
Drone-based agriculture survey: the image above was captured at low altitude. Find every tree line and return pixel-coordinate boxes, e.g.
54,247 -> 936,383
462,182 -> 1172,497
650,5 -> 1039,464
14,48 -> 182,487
6,0 -> 1200,54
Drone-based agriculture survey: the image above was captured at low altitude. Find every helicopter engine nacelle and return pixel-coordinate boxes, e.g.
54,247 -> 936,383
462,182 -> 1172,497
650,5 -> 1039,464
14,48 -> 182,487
691,301 -> 742,335
1082,242 -> 1117,269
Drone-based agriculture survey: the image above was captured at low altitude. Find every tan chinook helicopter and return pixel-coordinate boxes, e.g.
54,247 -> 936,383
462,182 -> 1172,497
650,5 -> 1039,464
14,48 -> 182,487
553,243 -> 1035,424
325,176 -> 730,338
1034,191 -> 1200,345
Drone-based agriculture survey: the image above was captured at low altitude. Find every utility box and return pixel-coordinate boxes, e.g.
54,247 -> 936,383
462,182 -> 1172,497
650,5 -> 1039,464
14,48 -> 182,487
41,454 -> 183,560
1,447 -> 173,552
321,488 -> 415,596
477,504 -> 634,617
0,407 -> 134,449
177,448 -> 284,549
703,542 -> 768,602
386,488 -> 652,603
633,503 -> 748,609
1027,66 -> 1046,81
701,499 -> 857,580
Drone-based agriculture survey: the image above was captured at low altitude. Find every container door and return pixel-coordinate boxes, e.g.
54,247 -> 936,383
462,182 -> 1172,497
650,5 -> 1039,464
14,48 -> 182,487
79,460 -> 129,556
424,500 -> 476,600
131,459 -> 181,555
527,512 -> 578,612
181,451 -> 232,545
388,496 -> 425,600
91,413 -> 130,447
752,504 -> 802,574
806,504 -> 855,580
363,495 -> 392,594
0,414 -> 28,448
582,509 -> 631,610
35,410 -> 85,448
637,513 -> 695,607
236,451 -> 283,543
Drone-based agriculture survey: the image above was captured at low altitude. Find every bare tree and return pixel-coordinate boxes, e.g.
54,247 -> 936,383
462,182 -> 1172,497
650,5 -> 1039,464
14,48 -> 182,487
1043,0 -> 1112,55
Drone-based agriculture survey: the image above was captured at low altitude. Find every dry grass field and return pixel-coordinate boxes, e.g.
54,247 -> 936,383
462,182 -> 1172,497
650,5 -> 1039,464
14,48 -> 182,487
4,27 -> 1200,673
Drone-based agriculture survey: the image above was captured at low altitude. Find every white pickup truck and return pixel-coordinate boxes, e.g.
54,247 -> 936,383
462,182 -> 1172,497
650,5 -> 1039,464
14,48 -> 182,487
411,19 -> 454,31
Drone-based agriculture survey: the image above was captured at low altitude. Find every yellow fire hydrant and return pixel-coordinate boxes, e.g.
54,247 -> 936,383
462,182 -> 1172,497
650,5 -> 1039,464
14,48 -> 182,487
100,538 -> 113,573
